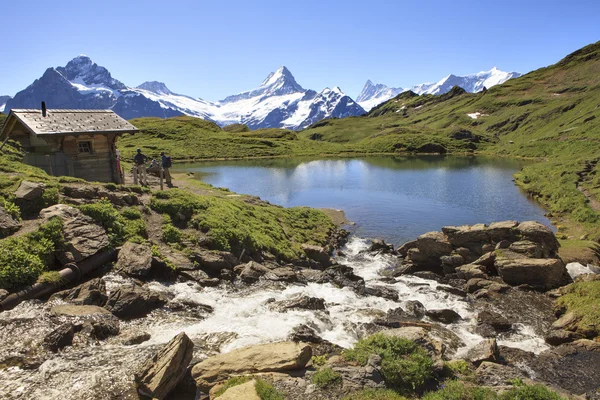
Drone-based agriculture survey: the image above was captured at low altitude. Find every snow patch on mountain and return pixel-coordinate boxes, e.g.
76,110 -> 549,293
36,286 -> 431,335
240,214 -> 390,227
0,95 -> 11,112
357,80 -> 404,111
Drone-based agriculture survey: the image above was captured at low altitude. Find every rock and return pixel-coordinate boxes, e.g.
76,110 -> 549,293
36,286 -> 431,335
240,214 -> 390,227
40,204 -> 110,264
0,289 -> 8,302
80,317 -> 120,341
321,265 -> 365,292
496,240 -> 511,249
264,266 -> 297,282
236,261 -> 271,283
104,285 -> 168,319
495,257 -> 567,290
301,244 -> 332,267
455,264 -> 488,280
412,271 -> 443,281
516,221 -> 559,256
477,310 -> 512,333
332,354 -> 385,390
120,330 -> 151,345
368,239 -> 394,253
404,300 -> 427,319
191,341 -> 312,391
465,278 -> 510,294
51,304 -> 112,317
467,338 -> 499,365
545,329 -> 585,345
49,278 -> 108,306
15,181 -> 45,201
475,361 -> 526,386
217,380 -> 261,400
426,309 -> 462,324
192,248 -> 239,274
289,324 -> 323,343
442,224 -> 489,249
551,311 -> 579,330
272,295 -> 325,312
486,221 -> 519,242
397,240 -> 418,257
0,206 -> 21,238
363,285 -> 399,301
416,231 -> 453,258
440,254 -> 465,273
43,323 -> 76,351
178,269 -> 209,282
508,240 -> 544,258
437,285 -> 467,297
472,252 -> 496,268
135,332 -> 194,399
114,242 -> 153,279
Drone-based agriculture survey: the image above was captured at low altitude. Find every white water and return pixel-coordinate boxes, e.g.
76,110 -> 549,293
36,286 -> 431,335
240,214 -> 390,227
0,237 -> 549,399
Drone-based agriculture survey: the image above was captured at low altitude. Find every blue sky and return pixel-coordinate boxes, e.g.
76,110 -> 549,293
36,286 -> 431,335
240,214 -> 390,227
1,0 -> 599,101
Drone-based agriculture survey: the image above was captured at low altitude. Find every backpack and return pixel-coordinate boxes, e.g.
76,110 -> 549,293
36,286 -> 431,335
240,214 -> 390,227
164,156 -> 172,168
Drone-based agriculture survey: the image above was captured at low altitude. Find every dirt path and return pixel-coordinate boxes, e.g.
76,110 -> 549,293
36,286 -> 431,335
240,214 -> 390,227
576,159 -> 600,212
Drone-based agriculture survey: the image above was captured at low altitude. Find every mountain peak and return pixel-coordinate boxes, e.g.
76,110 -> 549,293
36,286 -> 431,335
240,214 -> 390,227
56,55 -> 126,91
137,81 -> 172,95
260,65 -> 300,89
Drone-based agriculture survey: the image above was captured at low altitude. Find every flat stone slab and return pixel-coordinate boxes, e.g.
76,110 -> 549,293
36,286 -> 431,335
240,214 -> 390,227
51,304 -> 111,317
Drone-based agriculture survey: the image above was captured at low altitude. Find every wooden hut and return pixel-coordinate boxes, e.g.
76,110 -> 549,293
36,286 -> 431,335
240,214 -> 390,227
0,106 -> 138,183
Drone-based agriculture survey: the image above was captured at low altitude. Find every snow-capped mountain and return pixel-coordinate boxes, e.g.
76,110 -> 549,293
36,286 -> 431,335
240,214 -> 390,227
0,95 -> 11,112
357,67 -> 521,111
4,57 -> 364,130
356,80 -> 403,111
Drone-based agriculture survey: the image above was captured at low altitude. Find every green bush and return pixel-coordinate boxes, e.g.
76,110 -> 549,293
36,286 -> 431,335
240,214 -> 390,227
499,382 -> 565,400
213,376 -> 284,399
311,366 -> 342,388
162,224 -> 182,244
423,380 -> 497,400
343,334 -> 434,394
1,198 -> 21,220
150,189 -> 208,220
0,217 -> 64,290
79,200 -> 147,246
556,280 -> 600,338
311,355 -> 327,367
444,360 -> 472,377
343,389 -> 407,400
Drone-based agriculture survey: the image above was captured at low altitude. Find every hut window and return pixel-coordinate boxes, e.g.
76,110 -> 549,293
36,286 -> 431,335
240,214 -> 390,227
78,141 -> 93,153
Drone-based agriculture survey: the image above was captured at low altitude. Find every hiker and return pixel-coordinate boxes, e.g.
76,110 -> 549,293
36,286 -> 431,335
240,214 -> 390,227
133,148 -> 149,186
161,151 -> 173,187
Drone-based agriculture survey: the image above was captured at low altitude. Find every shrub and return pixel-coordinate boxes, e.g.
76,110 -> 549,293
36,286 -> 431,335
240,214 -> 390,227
343,389 -> 407,400
499,382 -> 565,400
423,380 -> 497,400
150,189 -> 208,219
343,334 -> 434,394
311,355 -> 327,367
2,198 -> 21,220
79,200 -> 147,246
311,366 -> 342,388
121,207 -> 143,220
37,271 -> 63,285
213,376 -> 284,399
444,360 -> 472,377
162,224 -> 182,244
0,217 -> 64,290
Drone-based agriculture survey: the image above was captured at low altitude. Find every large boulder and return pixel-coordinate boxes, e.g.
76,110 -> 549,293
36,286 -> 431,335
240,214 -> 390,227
321,265 -> 365,292
415,231 -> 453,258
191,248 -> 239,274
301,244 -> 333,267
217,380 -> 261,400
486,221 -> 519,242
43,322 -> 76,351
104,285 -> 168,319
114,242 -> 153,279
191,341 -> 312,391
467,338 -> 499,365
442,224 -> 489,249
516,221 -> 559,256
270,295 -> 325,312
475,361 -> 526,386
49,278 -> 108,306
135,332 -> 194,399
476,310 -> 512,337
40,204 -> 110,264
495,256 -> 567,290
235,261 -> 271,283
381,327 -> 444,359
0,206 -> 21,238
15,181 -> 45,201
51,304 -> 112,317
426,309 -> 462,324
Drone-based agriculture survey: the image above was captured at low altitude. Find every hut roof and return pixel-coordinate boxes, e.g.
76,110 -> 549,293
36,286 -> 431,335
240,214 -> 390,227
1,109 -> 139,137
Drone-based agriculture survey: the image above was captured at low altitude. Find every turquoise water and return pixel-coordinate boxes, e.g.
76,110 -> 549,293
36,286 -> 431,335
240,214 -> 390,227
174,155 -> 552,246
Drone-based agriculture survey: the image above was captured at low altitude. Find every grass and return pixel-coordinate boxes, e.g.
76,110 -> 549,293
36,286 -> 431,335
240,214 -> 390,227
423,381 -> 496,400
0,217 -> 64,290
343,389 -> 407,400
343,334 -> 434,394
311,366 -> 342,388
78,200 -> 147,246
149,188 -> 335,260
213,376 -> 284,400
555,279 -> 600,338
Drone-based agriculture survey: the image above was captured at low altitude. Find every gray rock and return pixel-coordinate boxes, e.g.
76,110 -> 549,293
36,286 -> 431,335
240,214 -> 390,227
509,240 -> 544,258
516,221 -> 559,256
236,261 -> 271,283
442,224 -> 489,249
135,332 -> 194,399
289,324 -> 323,343
51,304 -> 112,317
120,330 -> 151,345
264,266 -> 297,282
0,206 -> 21,238
114,242 -> 153,279
270,295 -> 325,311
15,181 -> 45,201
426,309 -> 462,324
321,265 -> 365,292
363,285 -> 399,301
0,289 -> 10,302
545,329 -> 585,345
486,221 -> 519,242
467,338 -> 499,365
475,361 -> 526,386
416,231 -> 453,258
104,285 -> 168,319
455,264 -> 488,280
397,240 -> 418,257
44,323 -> 76,351
301,244 -> 332,267
368,239 -> 394,253
440,254 -> 465,273
495,257 -> 567,290
49,278 -> 108,306
40,204 -> 110,264
405,300 -> 426,319
476,310 -> 512,337
191,248 -> 239,274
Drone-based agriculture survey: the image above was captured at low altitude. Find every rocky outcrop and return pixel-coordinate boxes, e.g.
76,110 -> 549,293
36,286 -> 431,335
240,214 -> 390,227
135,332 -> 194,399
475,361 -> 526,386
40,204 -> 110,264
235,261 -> 271,283
49,278 -> 108,306
467,338 -> 499,365
217,380 -> 261,400
114,242 -> 153,279
191,248 -> 239,274
320,265 -> 365,292
394,220 -> 567,292
0,206 -> 21,238
14,181 -> 46,215
426,309 -> 462,324
104,285 -> 168,319
301,244 -> 333,267
191,341 -> 312,391
269,295 -> 325,312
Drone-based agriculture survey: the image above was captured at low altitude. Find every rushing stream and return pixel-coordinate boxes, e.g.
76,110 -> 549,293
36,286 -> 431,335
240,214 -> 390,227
0,238 -> 550,399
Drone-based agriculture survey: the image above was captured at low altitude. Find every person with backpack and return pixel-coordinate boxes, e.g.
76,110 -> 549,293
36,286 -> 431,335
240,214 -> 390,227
133,148 -> 149,186
161,151 -> 173,187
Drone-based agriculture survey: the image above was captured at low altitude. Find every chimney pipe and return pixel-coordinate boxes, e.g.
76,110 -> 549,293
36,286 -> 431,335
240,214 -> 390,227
41,102 -> 47,117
